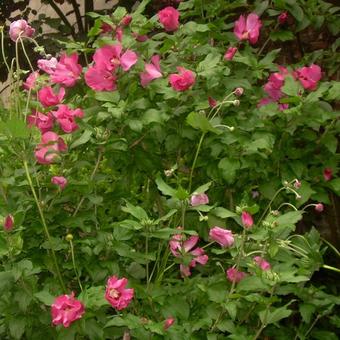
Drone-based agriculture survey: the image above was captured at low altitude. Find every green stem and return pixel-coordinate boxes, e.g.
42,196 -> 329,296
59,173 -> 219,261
19,37 -> 35,72
321,238 -> 340,258
23,160 -> 66,291
188,132 -> 206,193
0,28 -> 10,72
322,264 -> 340,273
69,238 -> 83,292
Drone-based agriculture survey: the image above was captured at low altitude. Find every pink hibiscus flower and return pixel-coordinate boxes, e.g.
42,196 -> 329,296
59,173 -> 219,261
35,131 -> 67,164
51,53 -> 82,87
169,67 -> 196,91
170,231 -> 208,277
158,6 -> 180,32
27,111 -> 54,133
140,55 -> 162,87
51,176 -> 68,190
254,256 -> 271,271
226,267 -> 246,283
23,71 -> 39,91
37,57 -> 58,75
51,292 -> 85,328
52,104 -> 84,133
38,86 -> 65,107
224,47 -> 237,61
105,276 -> 134,310
9,19 -> 35,41
234,13 -> 262,45
209,227 -> 234,247
294,64 -> 322,91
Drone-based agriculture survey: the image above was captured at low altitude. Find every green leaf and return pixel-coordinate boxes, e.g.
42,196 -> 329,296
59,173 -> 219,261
127,262 -> 146,279
186,111 -> 219,134
270,31 -> 294,42
218,158 -> 240,183
258,49 -> 281,68
155,175 -> 177,197
328,178 -> 340,195
326,82 -> 340,100
282,75 -> 301,96
182,21 -> 210,34
105,314 -> 141,329
192,182 -> 212,194
79,286 -> 107,309
122,201 -> 149,221
94,91 -> 120,103
0,118 -> 30,139
259,306 -> 292,325
70,130 -> 92,149
211,207 -> 237,219
9,317 -> 25,339
276,211 -> 303,226
197,53 -> 221,77
299,303 -> 316,323
237,276 -> 269,292
34,290 -> 55,306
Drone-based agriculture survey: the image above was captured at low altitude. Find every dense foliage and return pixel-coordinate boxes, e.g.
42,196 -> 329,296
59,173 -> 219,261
0,0 -> 339,339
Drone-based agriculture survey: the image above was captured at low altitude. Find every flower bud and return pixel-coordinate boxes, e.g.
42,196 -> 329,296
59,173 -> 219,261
233,100 -> 240,106
278,12 -> 288,25
3,214 -> 14,231
294,179 -> 301,189
234,87 -> 244,96
315,203 -> 324,212
66,233 -> 73,241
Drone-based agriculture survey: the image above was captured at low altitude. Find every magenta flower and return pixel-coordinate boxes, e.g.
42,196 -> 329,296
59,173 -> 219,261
294,64 -> 321,91
140,55 -> 162,87
234,87 -> 244,96
51,176 -> 68,190
100,23 -> 113,33
209,227 -> 234,247
241,211 -> 254,229
35,131 -> 67,165
278,12 -> 288,25
105,276 -> 134,310
9,19 -> 35,41
234,13 -> 262,45
190,193 -> 209,206
51,53 -> 82,87
169,67 -> 196,91
254,256 -> 271,271
158,6 -> 180,32
323,167 -> 333,181
37,57 -> 58,75
52,104 -> 84,133
315,203 -> 324,212
85,65 -> 117,91
23,71 -> 39,91
38,86 -> 65,107
51,292 -> 85,328
224,47 -> 237,61
92,44 -> 138,72
208,96 -> 217,108
3,214 -> 14,232
170,232 -> 208,277
226,267 -> 246,283
164,317 -> 175,330
132,32 -> 149,42
121,15 -> 132,26
27,111 -> 54,133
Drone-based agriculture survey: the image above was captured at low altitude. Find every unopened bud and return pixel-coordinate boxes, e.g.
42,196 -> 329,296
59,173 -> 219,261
315,203 -> 324,212
233,100 -> 240,107
3,214 -> 14,232
296,194 -> 301,200
234,87 -> 244,96
199,215 -> 208,222
271,210 -> 280,216
294,179 -> 301,189
66,233 -> 73,241
164,169 -> 173,177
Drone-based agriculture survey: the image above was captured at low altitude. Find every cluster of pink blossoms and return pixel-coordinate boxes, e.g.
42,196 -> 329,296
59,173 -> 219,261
170,228 -> 209,277
259,64 -> 322,110
23,51 -> 84,170
51,275 -> 134,328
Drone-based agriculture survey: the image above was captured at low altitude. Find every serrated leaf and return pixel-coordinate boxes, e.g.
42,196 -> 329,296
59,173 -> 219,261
192,182 -> 212,194
122,201 -> 149,221
155,175 -> 177,197
34,290 -> 55,306
282,75 -> 301,96
211,207 -> 237,219
186,112 -> 219,134
70,130 -> 92,149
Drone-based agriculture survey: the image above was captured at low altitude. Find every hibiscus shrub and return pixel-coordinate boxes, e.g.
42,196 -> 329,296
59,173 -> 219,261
0,0 -> 340,339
